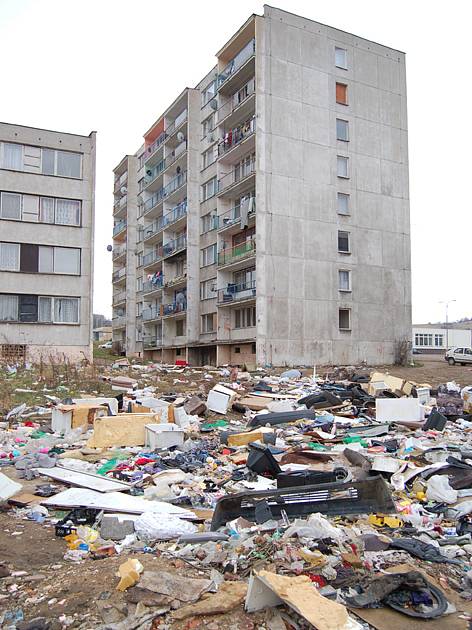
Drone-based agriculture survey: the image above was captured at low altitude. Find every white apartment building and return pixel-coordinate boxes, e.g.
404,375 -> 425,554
0,123 -> 96,362
112,5 -> 411,366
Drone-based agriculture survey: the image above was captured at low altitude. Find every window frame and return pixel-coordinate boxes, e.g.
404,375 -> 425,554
337,192 -> 350,215
338,230 -> 351,254
338,269 -> 351,292
201,312 -> 216,333
336,82 -> 348,105
200,278 -> 217,300
339,308 -> 351,331
1,191 -> 81,227
337,155 -> 349,178
335,47 -> 348,70
336,118 -> 349,142
201,243 -> 217,267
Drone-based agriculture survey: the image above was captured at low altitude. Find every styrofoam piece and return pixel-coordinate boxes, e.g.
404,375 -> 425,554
371,457 -> 402,473
41,487 -> 195,517
51,407 -> 73,434
375,398 -> 423,422
34,467 -> 132,493
207,390 -> 230,414
416,387 -> 431,405
73,397 -> 119,415
245,572 -> 283,613
145,423 -> 185,449
174,407 -> 195,428
0,472 -> 22,501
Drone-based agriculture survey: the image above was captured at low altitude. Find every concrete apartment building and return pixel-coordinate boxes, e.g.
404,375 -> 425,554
0,123 -> 96,362
112,5 -> 411,366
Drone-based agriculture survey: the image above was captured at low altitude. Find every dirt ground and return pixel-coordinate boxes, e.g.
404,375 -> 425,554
380,355 -> 472,388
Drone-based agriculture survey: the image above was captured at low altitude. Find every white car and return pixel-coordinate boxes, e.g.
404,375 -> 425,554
445,347 -> 472,366
99,340 -> 113,349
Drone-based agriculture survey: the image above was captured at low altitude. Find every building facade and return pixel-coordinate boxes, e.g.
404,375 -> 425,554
413,325 -> 472,353
112,5 -> 411,366
0,123 -> 95,362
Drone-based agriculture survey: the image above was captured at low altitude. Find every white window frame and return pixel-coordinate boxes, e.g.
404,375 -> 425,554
338,269 -> 351,292
202,177 -> 217,201
337,155 -> 349,178
335,47 -> 348,70
339,308 -> 351,330
0,242 -> 20,271
337,192 -> 350,215
1,192 -> 81,226
200,278 -> 217,300
336,118 -> 349,142
52,296 -> 80,324
201,244 -> 217,267
234,306 -> 256,329
338,230 -> 351,254
201,313 -> 216,333
201,211 -> 217,234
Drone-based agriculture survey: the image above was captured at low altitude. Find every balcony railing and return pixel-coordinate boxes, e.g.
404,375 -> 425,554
144,142 -> 187,187
218,280 -> 256,304
143,247 -> 163,267
144,200 -> 187,240
143,337 -> 162,350
114,172 -> 128,192
162,302 -> 186,316
143,171 -> 187,215
143,306 -> 161,321
165,110 -> 188,138
218,239 -> 256,266
217,78 -> 255,122
112,267 -> 126,282
163,235 -> 186,258
218,158 -> 255,194
165,273 -> 187,289
112,315 -> 126,328
112,244 -> 127,260
218,198 -> 255,230
143,131 -> 166,165
113,220 -> 127,237
218,39 -> 255,88
112,290 -> 126,304
218,116 -> 255,156
143,277 -> 164,293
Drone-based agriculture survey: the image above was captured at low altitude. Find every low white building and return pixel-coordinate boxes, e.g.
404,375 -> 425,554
412,325 -> 472,352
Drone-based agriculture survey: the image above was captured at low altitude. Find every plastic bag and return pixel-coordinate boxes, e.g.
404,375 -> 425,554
134,512 -> 197,542
282,512 -> 344,541
426,475 -> 458,504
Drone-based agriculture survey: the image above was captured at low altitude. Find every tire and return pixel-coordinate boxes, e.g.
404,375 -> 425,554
448,358 -> 456,366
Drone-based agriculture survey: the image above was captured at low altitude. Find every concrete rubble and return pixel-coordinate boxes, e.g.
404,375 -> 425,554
1,360 -> 472,628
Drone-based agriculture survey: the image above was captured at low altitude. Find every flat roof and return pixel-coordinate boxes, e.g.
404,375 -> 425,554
0,120 -> 96,138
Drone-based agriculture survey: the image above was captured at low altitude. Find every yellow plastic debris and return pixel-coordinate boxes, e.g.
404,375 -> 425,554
116,558 -> 144,591
368,514 -> 403,528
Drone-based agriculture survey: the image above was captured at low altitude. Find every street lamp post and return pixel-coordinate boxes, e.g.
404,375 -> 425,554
439,299 -> 456,350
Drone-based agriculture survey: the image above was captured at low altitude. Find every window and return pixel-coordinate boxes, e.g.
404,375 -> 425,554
201,211 -> 217,233
337,155 -> 349,178
2,143 -> 23,170
434,334 -> 444,347
41,149 -> 55,175
415,334 -> 433,347
39,297 -> 52,322
54,297 -> 79,323
0,192 -> 21,219
201,244 -> 217,267
234,306 -> 256,328
55,199 -> 81,225
339,308 -> 351,330
19,295 -> 38,323
202,114 -> 215,138
202,146 -> 217,169
0,295 -> 18,321
336,119 -> 349,141
0,243 -> 20,271
336,82 -> 348,105
339,270 -> 351,292
338,231 -> 350,253
335,47 -> 347,69
235,347 -> 241,354
337,192 -> 350,215
202,177 -> 217,201
42,149 -> 81,178
53,247 -> 80,274
201,313 -> 216,333
202,80 -> 216,106
137,276 -> 143,292
176,347 -> 182,356
38,246 -> 54,273
176,319 -> 185,336
200,278 -> 217,300
251,343 -> 256,354
234,267 -> 256,289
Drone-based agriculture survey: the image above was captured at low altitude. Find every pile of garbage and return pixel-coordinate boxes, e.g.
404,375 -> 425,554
1,362 -> 472,629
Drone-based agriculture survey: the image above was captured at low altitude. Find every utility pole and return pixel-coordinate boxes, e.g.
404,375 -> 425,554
439,300 -> 456,350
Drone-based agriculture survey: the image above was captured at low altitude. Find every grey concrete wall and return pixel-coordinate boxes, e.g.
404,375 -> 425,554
0,123 -> 95,362
256,6 -> 411,366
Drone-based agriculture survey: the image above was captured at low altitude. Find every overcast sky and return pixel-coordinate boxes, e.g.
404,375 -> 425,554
0,0 -> 469,325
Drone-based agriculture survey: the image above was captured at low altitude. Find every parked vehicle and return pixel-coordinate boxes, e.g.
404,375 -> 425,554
445,347 -> 472,366
99,340 -> 113,349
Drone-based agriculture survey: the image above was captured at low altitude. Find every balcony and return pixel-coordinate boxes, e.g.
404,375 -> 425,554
165,110 -> 188,146
162,303 -> 186,317
143,171 -> 187,218
143,277 -> 164,294
218,239 -> 256,269
112,315 -> 126,328
143,306 -> 161,322
143,247 -> 163,268
143,131 -> 166,166
143,336 -> 163,350
112,290 -> 126,305
218,198 -> 255,234
113,220 -> 127,238
112,244 -> 127,261
112,267 -> 126,283
218,158 -> 255,197
217,78 -> 255,125
114,172 -> 128,193
164,274 -> 187,290
218,38 -> 255,93
144,201 -> 187,242
113,194 -> 127,216
163,235 -> 186,259
218,116 -> 255,159
218,281 -> 256,306
144,141 -> 187,192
